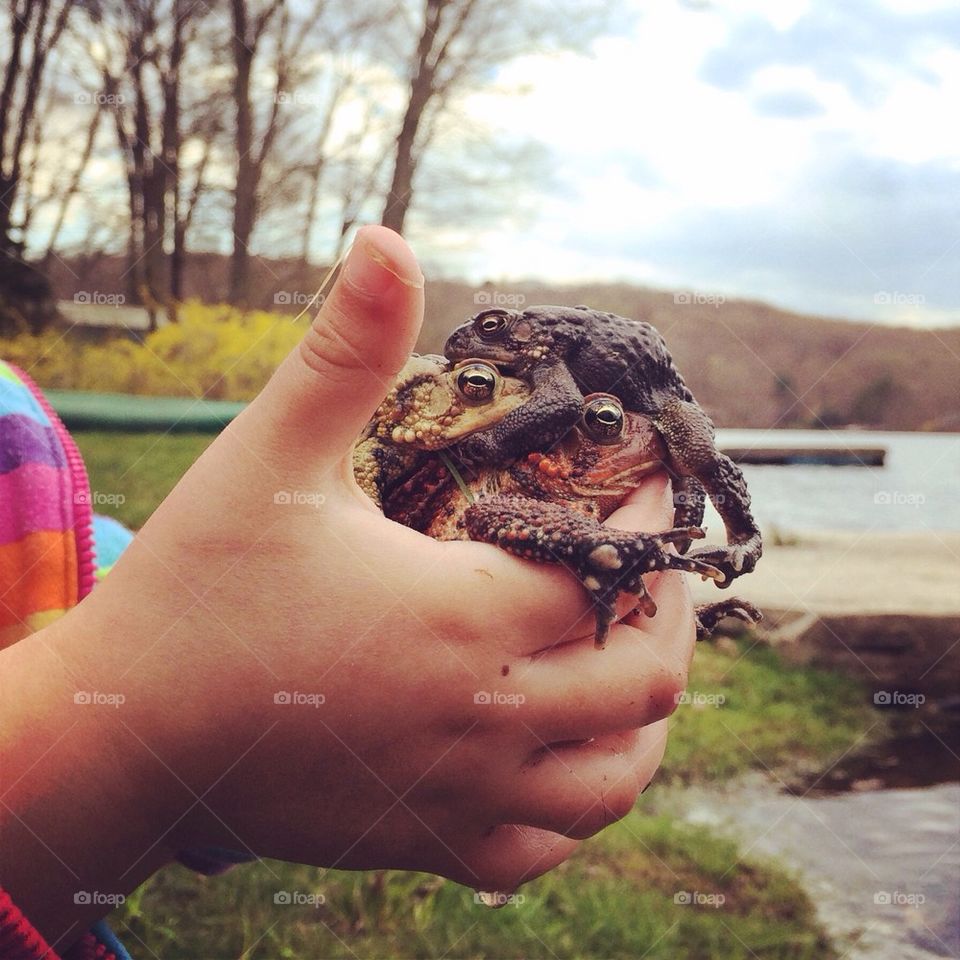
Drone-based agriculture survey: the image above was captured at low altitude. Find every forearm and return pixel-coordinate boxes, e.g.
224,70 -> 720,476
0,618 -> 171,946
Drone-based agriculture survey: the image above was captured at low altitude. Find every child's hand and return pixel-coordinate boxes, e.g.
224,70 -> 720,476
6,227 -> 696,937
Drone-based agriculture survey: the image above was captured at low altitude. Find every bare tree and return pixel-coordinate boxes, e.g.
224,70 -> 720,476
0,0 -> 77,329
226,0 -> 401,302
382,0 -> 609,235
1,0 -> 615,319
0,0 -> 75,243
80,0 -> 208,324
228,0 -> 288,305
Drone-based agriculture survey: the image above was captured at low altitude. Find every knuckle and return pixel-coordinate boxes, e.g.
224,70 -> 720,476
635,661 -> 688,724
554,783 -> 637,839
602,784 -> 640,824
299,299 -> 373,381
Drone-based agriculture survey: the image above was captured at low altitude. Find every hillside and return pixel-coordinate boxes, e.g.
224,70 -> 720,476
44,254 -> 960,431
421,280 -> 960,431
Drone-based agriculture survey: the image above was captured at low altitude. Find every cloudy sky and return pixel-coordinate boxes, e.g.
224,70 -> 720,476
426,0 -> 960,328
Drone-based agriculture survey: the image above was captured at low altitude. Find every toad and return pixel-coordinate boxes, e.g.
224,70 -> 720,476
444,305 -> 763,587
355,358 -> 760,646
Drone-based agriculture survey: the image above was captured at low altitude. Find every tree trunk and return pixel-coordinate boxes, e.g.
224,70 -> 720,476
229,0 -> 256,305
0,0 -> 35,244
163,1 -> 185,305
381,0 -> 445,234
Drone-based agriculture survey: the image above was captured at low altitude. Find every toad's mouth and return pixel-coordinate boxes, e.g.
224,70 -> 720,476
454,350 -> 518,372
567,458 -> 665,498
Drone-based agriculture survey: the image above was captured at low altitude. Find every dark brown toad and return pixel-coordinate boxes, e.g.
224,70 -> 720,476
444,304 -> 763,588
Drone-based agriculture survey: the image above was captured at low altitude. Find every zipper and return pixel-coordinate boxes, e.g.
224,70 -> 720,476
10,365 -> 97,600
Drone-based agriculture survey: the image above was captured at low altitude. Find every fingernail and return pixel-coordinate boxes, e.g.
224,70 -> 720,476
343,237 -> 423,292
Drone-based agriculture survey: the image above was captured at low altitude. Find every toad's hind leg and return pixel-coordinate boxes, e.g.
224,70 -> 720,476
463,494 -> 722,648
694,598 -> 763,641
656,397 -> 762,586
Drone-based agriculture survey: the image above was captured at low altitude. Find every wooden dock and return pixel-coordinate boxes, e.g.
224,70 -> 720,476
720,446 -> 886,466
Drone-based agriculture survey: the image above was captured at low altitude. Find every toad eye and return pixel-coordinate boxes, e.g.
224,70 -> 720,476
581,394 -> 625,443
475,310 -> 511,338
455,362 -> 499,403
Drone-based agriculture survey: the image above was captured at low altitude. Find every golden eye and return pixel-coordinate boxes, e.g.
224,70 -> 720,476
455,362 -> 499,403
475,310 -> 510,338
581,394 -> 625,443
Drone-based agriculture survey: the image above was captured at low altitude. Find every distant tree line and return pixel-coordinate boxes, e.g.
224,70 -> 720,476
0,0 -> 610,331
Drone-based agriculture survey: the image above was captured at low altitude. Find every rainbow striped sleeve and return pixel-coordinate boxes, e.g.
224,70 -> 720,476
0,361 -> 96,649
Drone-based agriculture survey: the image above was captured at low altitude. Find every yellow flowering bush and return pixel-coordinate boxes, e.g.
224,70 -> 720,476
0,301 -> 306,400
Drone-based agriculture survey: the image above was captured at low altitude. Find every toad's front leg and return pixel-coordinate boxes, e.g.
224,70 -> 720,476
656,397 -> 763,586
463,494 -> 723,648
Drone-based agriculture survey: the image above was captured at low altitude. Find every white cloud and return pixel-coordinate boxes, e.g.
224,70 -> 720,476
429,1 -> 960,327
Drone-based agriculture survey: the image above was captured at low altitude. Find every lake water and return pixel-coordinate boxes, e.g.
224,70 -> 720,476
679,774 -> 960,960
711,430 -> 960,533
689,429 -> 960,957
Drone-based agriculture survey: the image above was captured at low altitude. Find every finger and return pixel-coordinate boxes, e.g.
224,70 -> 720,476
496,724 -> 667,840
604,470 -> 675,534
440,824 -> 580,894
517,569 -> 696,741
237,225 -> 424,467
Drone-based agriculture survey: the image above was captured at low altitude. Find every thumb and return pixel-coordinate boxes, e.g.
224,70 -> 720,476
243,225 -> 424,463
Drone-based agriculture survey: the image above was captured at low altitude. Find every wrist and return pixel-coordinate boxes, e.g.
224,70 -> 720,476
0,611 -> 173,944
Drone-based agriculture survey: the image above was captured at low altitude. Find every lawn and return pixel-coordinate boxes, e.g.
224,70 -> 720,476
73,431 -> 214,529
77,431 -> 876,958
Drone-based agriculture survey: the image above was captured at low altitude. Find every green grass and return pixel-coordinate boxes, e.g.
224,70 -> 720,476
662,638 -> 876,784
116,815 -> 833,960
82,432 -> 874,958
73,431 -> 214,528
